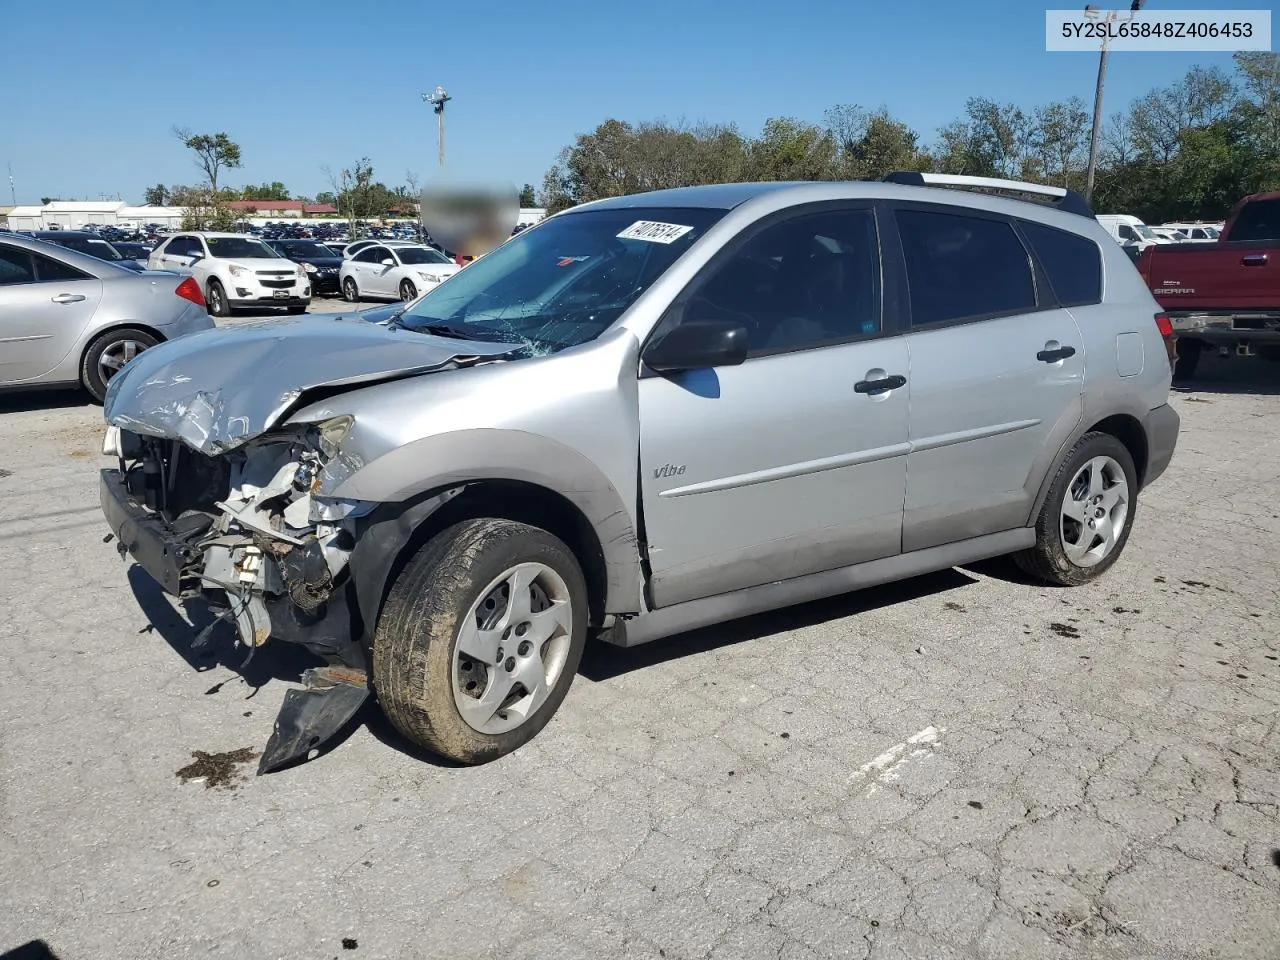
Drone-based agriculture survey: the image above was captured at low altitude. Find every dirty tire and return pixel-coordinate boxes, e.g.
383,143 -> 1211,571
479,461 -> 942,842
372,518 -> 588,764
1173,337 -> 1201,380
342,276 -> 359,302
399,279 -> 417,302
1014,431 -> 1138,587
206,279 -> 230,317
81,327 -> 160,404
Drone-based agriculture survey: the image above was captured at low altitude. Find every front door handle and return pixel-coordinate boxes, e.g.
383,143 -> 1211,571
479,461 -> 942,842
1242,254 -> 1268,266
854,374 -> 906,395
51,293 -> 86,304
1037,345 -> 1076,363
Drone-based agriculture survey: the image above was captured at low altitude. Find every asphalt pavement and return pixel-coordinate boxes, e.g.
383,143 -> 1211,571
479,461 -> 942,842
1,331 -> 1277,960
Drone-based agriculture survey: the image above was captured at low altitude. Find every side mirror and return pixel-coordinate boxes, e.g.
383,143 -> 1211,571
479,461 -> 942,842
644,319 -> 749,374
381,258 -> 395,266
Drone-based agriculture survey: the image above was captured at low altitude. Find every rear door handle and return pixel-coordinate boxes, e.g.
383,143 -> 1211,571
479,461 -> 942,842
1242,254 -> 1268,266
1037,346 -> 1076,363
51,293 -> 86,304
854,374 -> 906,395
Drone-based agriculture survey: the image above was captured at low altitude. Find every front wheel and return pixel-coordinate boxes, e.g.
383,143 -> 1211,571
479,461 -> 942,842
1014,432 -> 1138,586
399,279 -> 418,302
372,518 -> 588,764
81,327 -> 160,404
342,277 -> 360,302
206,279 -> 230,318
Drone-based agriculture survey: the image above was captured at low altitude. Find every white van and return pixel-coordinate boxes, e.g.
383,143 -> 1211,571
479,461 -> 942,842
1095,214 -> 1166,249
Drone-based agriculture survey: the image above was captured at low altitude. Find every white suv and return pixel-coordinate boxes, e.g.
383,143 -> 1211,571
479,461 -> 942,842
148,232 -> 310,316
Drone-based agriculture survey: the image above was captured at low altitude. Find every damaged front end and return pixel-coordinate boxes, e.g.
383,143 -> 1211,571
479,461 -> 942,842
101,419 -> 375,774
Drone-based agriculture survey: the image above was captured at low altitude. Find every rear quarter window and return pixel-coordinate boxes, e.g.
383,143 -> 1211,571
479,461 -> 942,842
1228,198 -> 1280,243
1018,221 -> 1103,307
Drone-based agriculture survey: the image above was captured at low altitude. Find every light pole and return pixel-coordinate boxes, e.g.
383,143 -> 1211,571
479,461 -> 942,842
7,163 -> 14,206
422,85 -> 452,169
1084,0 -> 1147,202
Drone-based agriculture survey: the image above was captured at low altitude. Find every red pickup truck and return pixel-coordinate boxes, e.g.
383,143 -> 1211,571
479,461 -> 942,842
1136,190 -> 1280,379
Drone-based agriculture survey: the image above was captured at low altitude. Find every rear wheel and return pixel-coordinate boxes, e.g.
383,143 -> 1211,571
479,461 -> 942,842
399,279 -> 418,302
373,518 -> 588,764
342,276 -> 360,302
1014,432 -> 1138,586
81,327 -> 160,404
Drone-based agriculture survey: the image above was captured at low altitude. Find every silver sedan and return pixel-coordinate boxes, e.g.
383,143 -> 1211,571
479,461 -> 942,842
0,233 -> 215,402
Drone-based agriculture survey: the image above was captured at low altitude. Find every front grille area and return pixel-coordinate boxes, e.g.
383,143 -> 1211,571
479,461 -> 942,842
261,279 -> 295,289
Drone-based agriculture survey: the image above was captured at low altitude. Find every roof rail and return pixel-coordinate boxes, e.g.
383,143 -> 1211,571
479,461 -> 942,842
883,171 -> 1094,219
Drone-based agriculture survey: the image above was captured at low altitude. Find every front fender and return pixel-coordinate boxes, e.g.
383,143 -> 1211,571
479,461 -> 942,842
332,428 -> 642,613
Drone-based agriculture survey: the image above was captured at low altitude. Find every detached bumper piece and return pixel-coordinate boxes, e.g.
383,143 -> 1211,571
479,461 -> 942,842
258,666 -> 371,775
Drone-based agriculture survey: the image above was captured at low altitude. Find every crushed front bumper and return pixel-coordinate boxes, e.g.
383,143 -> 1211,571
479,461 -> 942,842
100,468 -> 206,595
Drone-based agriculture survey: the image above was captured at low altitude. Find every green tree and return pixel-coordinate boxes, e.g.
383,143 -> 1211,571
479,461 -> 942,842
241,181 -> 290,201
519,183 -> 537,207
143,184 -> 170,205
173,128 -> 243,194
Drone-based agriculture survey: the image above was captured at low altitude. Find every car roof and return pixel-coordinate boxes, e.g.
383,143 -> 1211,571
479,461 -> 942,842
569,180 -> 1102,234
0,232 -> 124,274
31,230 -> 109,238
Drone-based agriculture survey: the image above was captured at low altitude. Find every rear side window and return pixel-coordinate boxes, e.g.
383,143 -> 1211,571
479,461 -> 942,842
1019,221 -> 1102,306
1228,198 -> 1280,242
0,245 -> 35,284
896,209 -> 1036,326
33,253 -> 91,282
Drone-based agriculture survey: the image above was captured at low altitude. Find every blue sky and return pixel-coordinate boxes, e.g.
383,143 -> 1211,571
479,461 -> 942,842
0,0 -> 1257,204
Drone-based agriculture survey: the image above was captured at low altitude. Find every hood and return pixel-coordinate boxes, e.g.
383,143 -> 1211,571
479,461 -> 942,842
295,256 -> 343,268
103,315 -> 517,456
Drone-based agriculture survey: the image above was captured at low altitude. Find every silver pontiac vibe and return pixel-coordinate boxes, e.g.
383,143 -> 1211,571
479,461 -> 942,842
100,174 -> 1180,773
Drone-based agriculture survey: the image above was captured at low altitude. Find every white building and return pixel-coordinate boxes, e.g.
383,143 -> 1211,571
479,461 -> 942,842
4,205 -> 46,230
0,201 -> 186,231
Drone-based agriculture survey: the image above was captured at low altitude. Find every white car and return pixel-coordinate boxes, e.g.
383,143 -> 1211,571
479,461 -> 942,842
341,238 -> 418,260
339,243 -> 459,303
148,232 -> 310,316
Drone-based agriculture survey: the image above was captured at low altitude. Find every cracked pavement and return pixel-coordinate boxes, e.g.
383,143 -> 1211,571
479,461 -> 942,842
1,345 -> 1278,960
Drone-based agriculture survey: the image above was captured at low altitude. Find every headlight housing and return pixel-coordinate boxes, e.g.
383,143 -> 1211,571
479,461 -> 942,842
303,262 -> 317,273
417,271 -> 448,284
296,263 -> 308,279
312,414 -> 354,459
227,263 -> 249,278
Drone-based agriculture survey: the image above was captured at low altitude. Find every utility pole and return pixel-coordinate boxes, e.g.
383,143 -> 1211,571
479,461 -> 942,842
422,85 -> 452,168
1083,0 -> 1147,202
7,163 -> 15,205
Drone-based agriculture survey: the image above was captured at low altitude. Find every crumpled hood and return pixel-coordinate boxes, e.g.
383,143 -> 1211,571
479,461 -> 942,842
103,315 -> 516,456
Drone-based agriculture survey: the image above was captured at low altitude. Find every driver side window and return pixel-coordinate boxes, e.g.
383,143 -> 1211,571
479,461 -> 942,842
685,208 -> 882,357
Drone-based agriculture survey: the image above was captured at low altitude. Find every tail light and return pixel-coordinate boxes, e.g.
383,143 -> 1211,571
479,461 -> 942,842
175,276 -> 205,307
1154,312 -> 1177,369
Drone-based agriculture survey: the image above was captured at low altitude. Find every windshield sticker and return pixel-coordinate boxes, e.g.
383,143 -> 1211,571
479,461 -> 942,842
616,221 -> 694,244
557,256 -> 590,267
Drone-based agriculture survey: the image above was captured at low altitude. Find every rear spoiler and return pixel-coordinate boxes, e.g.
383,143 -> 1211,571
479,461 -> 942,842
883,172 -> 1094,219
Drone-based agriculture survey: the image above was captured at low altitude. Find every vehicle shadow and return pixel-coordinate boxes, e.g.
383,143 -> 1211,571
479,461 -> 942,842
0,941 -> 62,960
128,564 -> 320,693
1173,353 -> 1280,396
0,388 -> 92,415
578,567 -> 977,682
